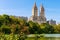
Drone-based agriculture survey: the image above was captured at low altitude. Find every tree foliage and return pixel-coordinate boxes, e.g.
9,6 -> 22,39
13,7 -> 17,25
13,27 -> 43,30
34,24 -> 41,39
0,14 -> 59,34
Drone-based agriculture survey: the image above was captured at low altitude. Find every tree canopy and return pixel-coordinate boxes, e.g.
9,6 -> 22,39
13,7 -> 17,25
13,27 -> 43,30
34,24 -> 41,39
0,14 -> 59,34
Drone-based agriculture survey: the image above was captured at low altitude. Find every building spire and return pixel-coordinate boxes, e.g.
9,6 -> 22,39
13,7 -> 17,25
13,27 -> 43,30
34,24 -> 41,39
40,3 -> 44,11
40,3 -> 45,17
32,1 -> 38,16
33,2 -> 37,9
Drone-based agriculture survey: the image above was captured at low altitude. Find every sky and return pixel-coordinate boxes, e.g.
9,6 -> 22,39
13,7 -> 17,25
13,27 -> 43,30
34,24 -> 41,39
0,0 -> 60,24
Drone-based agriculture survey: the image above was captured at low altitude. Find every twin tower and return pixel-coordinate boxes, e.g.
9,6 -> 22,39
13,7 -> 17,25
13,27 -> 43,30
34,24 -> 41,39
29,2 -> 46,24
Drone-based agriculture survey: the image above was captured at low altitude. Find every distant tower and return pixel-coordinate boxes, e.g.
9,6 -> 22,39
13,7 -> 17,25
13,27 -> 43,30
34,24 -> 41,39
29,2 -> 38,22
47,19 -> 56,25
29,2 -> 47,24
32,2 -> 38,17
39,4 -> 46,23
40,4 -> 45,17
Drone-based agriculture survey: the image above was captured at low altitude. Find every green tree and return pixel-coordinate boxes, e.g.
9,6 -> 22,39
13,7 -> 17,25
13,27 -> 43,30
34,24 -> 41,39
28,21 -> 41,34
54,24 -> 60,33
42,24 -> 54,34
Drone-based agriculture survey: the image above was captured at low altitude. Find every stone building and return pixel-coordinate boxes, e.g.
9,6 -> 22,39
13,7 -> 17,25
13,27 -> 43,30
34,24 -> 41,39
29,2 -> 46,24
47,19 -> 56,25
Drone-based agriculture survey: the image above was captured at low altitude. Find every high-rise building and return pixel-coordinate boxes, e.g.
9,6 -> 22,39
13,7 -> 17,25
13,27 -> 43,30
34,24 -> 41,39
29,2 -> 46,24
47,19 -> 56,25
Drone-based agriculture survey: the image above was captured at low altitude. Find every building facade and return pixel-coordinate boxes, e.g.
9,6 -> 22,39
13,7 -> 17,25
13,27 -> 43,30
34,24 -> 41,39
47,19 -> 56,25
29,2 -> 46,24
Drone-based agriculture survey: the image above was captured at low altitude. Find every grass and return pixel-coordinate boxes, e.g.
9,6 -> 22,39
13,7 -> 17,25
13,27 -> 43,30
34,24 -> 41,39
0,34 -> 59,40
0,34 -> 45,40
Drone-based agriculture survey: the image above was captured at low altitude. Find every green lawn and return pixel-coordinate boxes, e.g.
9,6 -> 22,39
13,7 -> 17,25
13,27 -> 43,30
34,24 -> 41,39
0,34 -> 46,40
0,34 -> 59,40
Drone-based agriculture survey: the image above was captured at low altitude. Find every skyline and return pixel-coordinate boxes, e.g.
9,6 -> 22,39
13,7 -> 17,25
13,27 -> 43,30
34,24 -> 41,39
0,0 -> 60,24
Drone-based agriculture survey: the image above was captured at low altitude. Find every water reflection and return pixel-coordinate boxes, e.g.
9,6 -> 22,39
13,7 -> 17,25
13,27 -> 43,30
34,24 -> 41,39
40,37 -> 60,40
39,34 -> 60,40
27,34 -> 60,40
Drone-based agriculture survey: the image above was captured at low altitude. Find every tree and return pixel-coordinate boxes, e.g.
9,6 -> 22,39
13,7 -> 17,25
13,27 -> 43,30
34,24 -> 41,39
28,21 -> 41,34
42,23 -> 54,34
1,24 -> 11,34
54,24 -> 60,33
10,24 -> 16,34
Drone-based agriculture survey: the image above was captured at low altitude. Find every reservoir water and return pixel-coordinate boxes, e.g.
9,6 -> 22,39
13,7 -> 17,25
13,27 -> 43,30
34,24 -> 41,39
27,34 -> 60,40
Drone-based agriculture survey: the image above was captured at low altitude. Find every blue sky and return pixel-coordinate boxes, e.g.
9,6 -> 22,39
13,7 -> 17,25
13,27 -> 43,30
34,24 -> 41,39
0,0 -> 60,24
